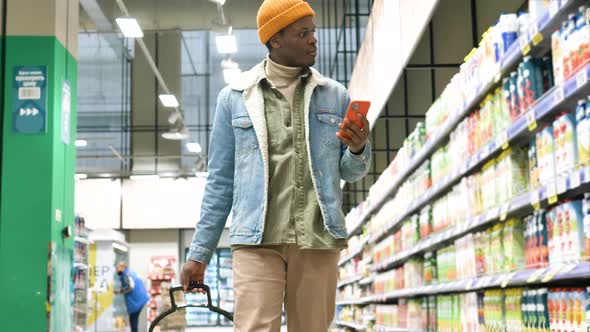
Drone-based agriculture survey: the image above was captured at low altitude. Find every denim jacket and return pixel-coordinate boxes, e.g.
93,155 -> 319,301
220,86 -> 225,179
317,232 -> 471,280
188,61 -> 372,264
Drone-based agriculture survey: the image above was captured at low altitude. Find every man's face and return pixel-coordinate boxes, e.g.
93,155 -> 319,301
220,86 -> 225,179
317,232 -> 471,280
270,15 -> 317,67
116,262 -> 126,273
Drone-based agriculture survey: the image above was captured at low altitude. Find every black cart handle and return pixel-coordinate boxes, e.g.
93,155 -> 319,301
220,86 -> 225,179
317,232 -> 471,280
148,282 -> 233,332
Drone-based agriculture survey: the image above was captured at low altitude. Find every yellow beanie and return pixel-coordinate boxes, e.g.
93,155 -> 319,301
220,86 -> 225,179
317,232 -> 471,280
257,0 -> 315,44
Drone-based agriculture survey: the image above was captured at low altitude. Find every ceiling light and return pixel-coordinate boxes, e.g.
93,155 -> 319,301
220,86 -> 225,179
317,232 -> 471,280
162,128 -> 190,140
115,17 -> 143,38
112,242 -> 128,252
75,174 -> 88,180
129,174 -> 160,181
216,34 -> 237,54
186,142 -> 202,153
159,94 -> 179,108
223,68 -> 241,84
75,139 -> 88,147
209,0 -> 226,5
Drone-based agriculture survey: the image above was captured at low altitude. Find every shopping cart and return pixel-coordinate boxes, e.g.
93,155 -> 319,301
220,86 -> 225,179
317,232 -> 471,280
148,283 -> 233,332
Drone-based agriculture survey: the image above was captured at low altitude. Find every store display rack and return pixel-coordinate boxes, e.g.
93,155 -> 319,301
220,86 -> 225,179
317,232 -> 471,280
337,274 -> 364,289
334,320 -> 367,331
73,216 -> 90,332
347,0 -> 586,238
339,237 -> 369,266
371,162 -> 590,273
373,326 -> 415,332
368,262 -> 590,303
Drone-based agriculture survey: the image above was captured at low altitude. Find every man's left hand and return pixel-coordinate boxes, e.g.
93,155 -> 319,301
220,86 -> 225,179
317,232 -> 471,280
336,113 -> 370,154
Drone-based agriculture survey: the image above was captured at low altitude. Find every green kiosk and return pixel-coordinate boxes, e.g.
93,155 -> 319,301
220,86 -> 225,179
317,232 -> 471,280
0,0 -> 79,330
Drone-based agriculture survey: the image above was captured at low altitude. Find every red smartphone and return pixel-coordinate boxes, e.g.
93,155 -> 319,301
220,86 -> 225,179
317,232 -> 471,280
339,100 -> 371,140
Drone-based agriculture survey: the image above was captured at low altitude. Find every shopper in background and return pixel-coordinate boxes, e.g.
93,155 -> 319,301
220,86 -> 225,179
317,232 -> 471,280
182,0 -> 371,330
114,261 -> 150,332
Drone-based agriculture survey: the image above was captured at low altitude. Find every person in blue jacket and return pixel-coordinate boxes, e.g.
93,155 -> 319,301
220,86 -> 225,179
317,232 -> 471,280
114,261 -> 150,332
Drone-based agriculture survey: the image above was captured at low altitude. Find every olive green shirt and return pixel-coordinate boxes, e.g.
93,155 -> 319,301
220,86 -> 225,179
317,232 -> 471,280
258,59 -> 346,249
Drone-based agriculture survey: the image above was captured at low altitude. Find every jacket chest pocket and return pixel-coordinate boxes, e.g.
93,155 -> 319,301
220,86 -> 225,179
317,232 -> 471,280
232,115 -> 259,156
317,112 -> 342,149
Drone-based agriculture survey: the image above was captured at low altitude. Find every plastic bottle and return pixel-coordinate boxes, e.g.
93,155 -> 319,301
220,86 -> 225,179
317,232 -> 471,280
576,100 -> 589,167
499,13 -> 519,53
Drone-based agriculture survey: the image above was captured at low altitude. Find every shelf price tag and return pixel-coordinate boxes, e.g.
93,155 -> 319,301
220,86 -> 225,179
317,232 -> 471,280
530,190 -> 541,210
527,268 -> 547,283
529,23 -> 543,46
547,182 -> 558,205
554,84 -> 565,105
520,36 -> 531,56
576,69 -> 588,89
500,202 -> 511,221
540,264 -> 564,283
557,176 -> 568,194
527,111 -> 538,131
496,131 -> 509,150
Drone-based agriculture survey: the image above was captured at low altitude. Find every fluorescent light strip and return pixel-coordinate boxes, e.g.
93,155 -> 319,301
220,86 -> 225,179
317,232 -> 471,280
186,142 -> 202,153
112,242 -> 128,252
75,174 -> 88,180
159,94 -> 179,108
75,139 -> 88,147
115,17 -> 144,38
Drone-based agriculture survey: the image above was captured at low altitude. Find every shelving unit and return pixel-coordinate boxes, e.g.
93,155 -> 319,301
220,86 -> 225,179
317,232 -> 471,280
73,217 -> 90,332
338,1 -> 590,331
347,0 -> 586,238
334,320 -> 367,331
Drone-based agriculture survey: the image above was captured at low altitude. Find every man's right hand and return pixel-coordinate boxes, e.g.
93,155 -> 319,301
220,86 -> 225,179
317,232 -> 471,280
181,259 -> 207,294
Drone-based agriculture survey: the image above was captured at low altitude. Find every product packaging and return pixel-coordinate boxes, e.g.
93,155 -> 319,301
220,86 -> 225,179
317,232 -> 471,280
503,218 -> 526,271
529,137 -> 540,190
553,112 -> 578,175
537,125 -> 557,185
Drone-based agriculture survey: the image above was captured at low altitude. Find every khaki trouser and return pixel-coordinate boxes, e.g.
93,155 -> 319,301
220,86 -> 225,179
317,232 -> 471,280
232,245 -> 341,332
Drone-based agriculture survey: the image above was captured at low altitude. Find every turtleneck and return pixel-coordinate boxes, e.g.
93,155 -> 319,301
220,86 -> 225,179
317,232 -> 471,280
265,56 -> 303,108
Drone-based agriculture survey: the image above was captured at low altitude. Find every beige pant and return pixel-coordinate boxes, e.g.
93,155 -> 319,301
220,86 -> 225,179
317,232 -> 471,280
232,245 -> 340,332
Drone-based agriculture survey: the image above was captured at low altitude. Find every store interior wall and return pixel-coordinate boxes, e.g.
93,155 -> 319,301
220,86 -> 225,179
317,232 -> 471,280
345,0 -> 523,208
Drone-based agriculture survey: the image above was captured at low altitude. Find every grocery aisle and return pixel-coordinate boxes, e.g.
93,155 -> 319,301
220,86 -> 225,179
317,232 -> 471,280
335,0 -> 590,331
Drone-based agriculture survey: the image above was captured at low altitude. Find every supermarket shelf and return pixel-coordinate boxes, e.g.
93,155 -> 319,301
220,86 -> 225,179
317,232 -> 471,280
348,0 -> 584,238
359,276 -> 374,286
373,326 -> 416,332
74,263 -> 89,270
337,274 -> 364,289
338,238 -> 369,267
74,236 -> 90,244
370,262 -> 590,302
336,296 -> 374,306
363,314 -> 376,321
372,165 -> 590,273
369,62 -> 590,248
334,320 -> 366,331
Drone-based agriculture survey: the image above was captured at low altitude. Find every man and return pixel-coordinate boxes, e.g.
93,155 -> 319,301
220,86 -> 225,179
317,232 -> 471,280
181,0 -> 371,330
114,261 -> 150,332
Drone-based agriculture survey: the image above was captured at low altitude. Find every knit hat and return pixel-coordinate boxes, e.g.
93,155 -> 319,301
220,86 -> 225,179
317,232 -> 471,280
257,0 -> 316,44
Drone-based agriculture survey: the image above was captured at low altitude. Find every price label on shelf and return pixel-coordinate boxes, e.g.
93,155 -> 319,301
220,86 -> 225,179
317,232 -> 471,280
496,131 -> 509,150
570,170 -> 581,189
557,176 -> 568,194
500,202 -> 511,221
549,0 -> 560,17
547,182 -> 558,205
529,23 -> 543,46
520,36 -> 531,56
554,84 -> 565,105
530,190 -> 541,210
527,268 -> 547,283
527,111 -> 537,131
576,69 -> 588,89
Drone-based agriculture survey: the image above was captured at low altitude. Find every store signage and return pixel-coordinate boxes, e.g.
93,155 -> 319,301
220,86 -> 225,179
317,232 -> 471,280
61,81 -> 71,144
12,66 -> 48,134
